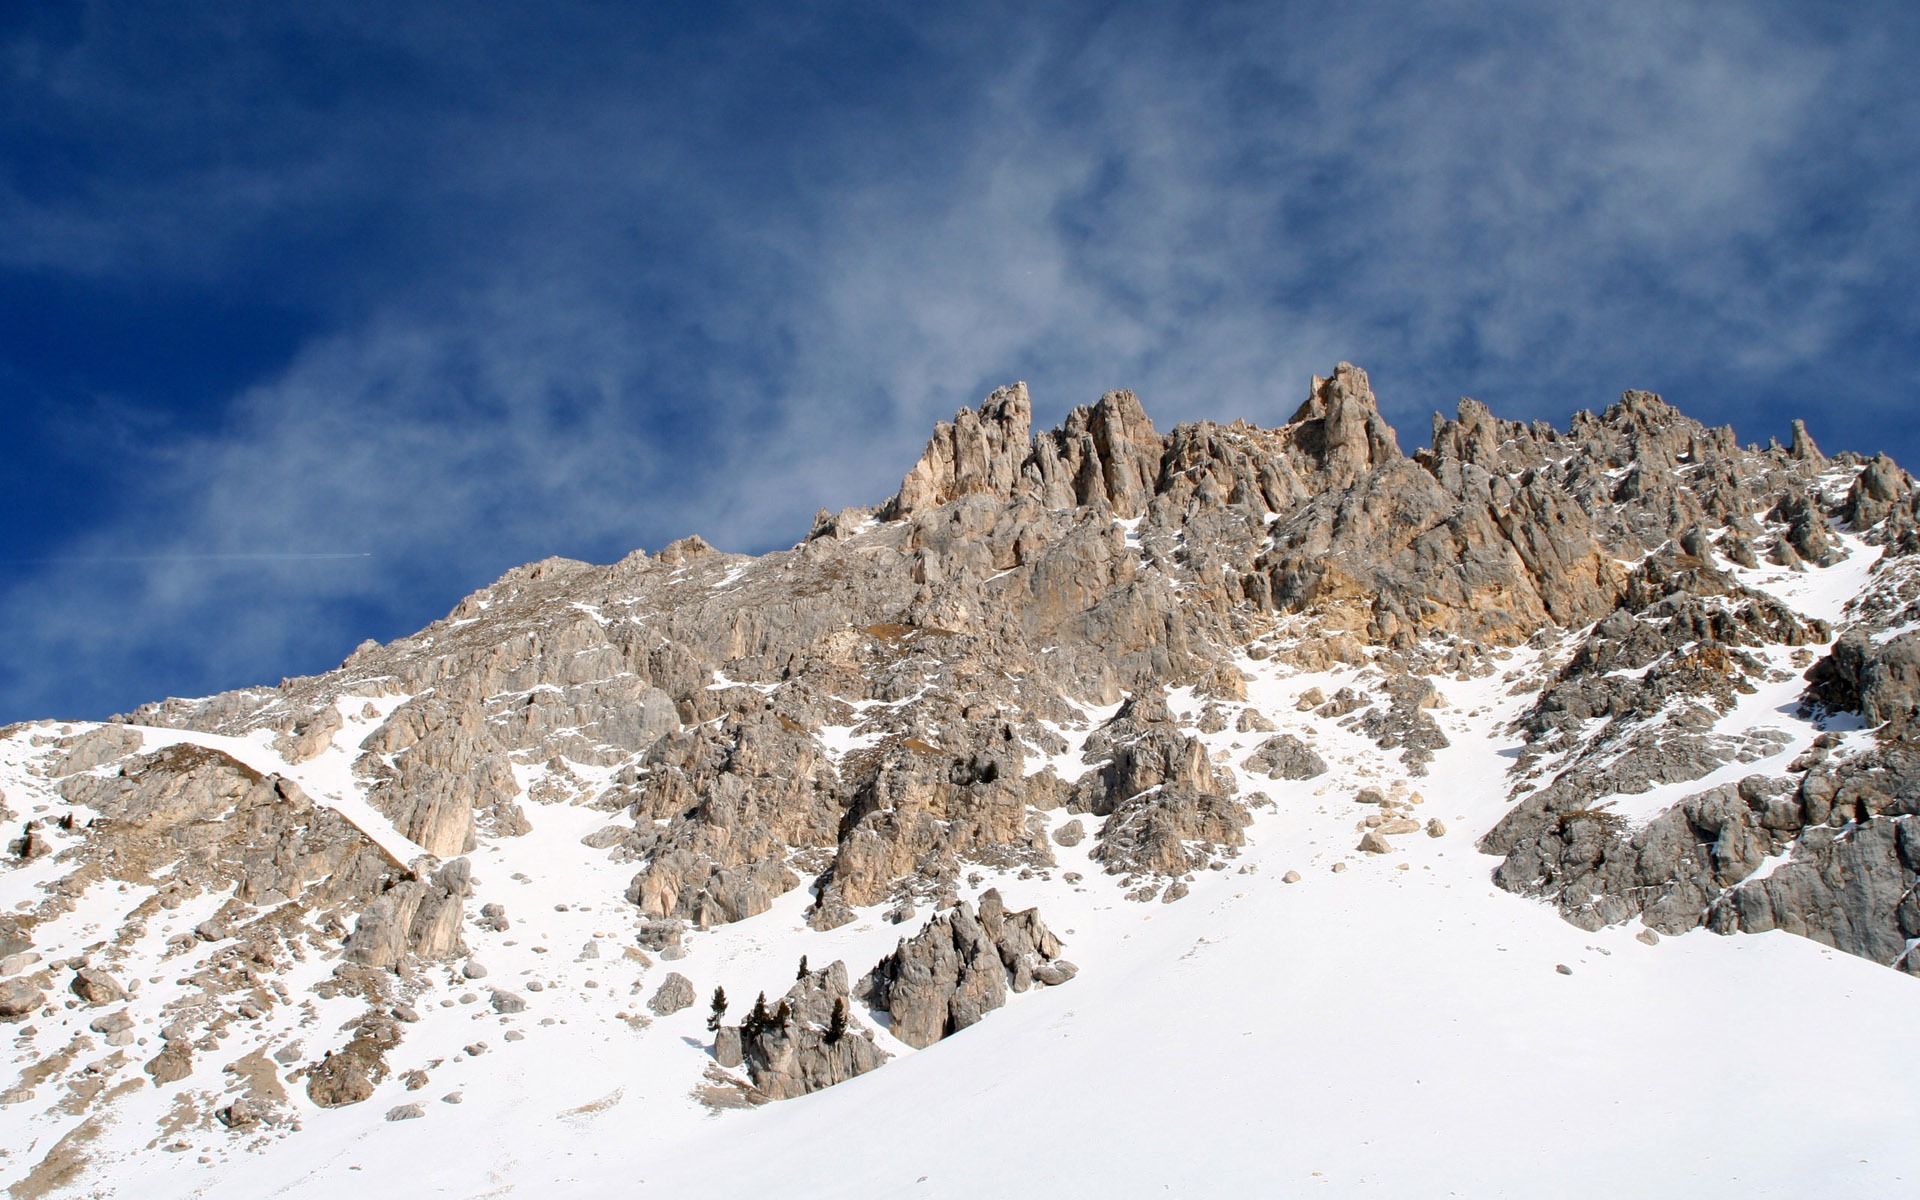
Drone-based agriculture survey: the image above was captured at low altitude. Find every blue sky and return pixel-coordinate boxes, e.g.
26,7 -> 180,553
2,1 -> 1916,723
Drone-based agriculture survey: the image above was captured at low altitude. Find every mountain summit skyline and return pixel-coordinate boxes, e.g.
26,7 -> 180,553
5,2 -> 1918,725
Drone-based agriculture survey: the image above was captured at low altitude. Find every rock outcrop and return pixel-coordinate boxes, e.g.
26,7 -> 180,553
1241,734 -> 1328,781
304,1015 -> 401,1108
342,858 -> 472,969
861,890 -> 1073,1049
724,962 -> 888,1100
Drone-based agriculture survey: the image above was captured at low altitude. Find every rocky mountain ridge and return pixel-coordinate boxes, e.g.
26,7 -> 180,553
1,363 -> 1917,1197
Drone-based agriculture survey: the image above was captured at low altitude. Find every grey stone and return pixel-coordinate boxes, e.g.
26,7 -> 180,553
146,1043 -> 193,1085
714,1025 -> 743,1068
1034,960 -> 1079,986
581,825 -> 628,849
343,857 -> 473,970
216,1099 -> 260,1129
88,1010 -> 134,1035
70,967 -> 126,1006
1241,734 -> 1328,781
0,951 -> 41,976
647,972 -> 696,1016
0,979 -> 44,1021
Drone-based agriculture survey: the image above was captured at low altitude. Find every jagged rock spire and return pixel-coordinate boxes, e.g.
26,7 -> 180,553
1789,418 -> 1824,463
884,383 -> 1169,520
1285,362 -> 1403,489
1051,389 -> 1163,517
884,383 -> 1034,519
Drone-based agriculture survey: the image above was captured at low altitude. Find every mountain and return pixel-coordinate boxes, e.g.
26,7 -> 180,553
3,364 -> 1919,1198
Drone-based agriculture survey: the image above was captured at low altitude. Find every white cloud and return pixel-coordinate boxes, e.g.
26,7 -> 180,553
3,2 -> 1914,720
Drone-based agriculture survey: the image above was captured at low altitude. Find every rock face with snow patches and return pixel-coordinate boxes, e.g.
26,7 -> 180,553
2,363 -> 1919,1194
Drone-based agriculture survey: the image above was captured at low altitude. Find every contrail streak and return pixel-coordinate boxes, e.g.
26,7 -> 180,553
0,553 -> 374,565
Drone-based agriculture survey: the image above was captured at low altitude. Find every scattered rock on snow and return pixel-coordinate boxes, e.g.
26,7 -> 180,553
648,972 -> 696,1016
0,979 -> 44,1021
70,967 -> 126,1006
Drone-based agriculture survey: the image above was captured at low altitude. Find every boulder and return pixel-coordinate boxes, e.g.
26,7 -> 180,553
145,1043 -> 193,1086
647,972 -> 696,1016
0,978 -> 44,1021
1241,734 -> 1328,780
70,967 -> 126,1006
714,1025 -> 743,1068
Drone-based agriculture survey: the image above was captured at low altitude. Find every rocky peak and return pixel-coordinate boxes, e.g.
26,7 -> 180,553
1790,418 -> 1825,463
657,535 -> 719,566
1425,396 -> 1560,477
1846,453 -> 1910,529
1283,362 -> 1403,489
860,890 -> 1072,1049
1059,388 -> 1164,517
884,383 -> 1034,519
1577,388 -> 1741,471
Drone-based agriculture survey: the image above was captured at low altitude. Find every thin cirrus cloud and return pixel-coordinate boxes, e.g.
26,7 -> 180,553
0,2 -> 1914,723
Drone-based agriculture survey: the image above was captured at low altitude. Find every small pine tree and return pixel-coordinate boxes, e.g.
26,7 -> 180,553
744,991 -> 770,1039
774,1000 -> 793,1028
707,985 -> 728,1033
796,954 -> 809,980
825,997 -> 848,1045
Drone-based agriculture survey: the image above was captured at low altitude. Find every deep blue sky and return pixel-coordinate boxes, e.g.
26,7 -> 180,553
3,1 -> 1917,723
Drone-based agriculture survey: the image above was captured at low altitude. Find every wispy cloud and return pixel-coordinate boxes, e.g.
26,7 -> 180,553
1,2 -> 1915,721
